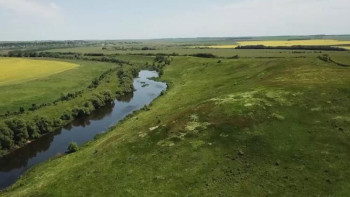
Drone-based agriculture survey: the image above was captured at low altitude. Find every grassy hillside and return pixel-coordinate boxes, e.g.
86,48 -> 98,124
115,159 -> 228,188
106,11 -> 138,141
2,55 -> 350,196
0,59 -> 118,114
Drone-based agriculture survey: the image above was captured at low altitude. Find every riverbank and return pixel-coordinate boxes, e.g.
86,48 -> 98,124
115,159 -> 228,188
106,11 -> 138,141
0,70 -> 167,190
0,60 -> 141,157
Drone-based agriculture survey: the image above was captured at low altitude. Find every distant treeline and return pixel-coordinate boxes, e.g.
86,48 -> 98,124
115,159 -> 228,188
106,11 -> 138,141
0,41 -> 92,54
0,40 -> 89,49
189,53 -> 217,58
126,52 -> 179,56
235,45 -> 347,51
6,51 -> 129,65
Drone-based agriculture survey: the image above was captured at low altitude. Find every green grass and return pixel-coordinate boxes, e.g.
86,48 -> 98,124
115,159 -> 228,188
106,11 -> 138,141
0,59 -> 118,114
2,54 -> 350,196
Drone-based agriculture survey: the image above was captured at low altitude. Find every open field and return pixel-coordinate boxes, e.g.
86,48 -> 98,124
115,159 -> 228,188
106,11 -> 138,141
236,39 -> 350,47
0,59 -> 119,114
341,46 -> 350,50
194,45 -> 238,49
2,54 -> 350,196
0,58 -> 78,86
198,39 -> 350,49
45,44 -> 350,58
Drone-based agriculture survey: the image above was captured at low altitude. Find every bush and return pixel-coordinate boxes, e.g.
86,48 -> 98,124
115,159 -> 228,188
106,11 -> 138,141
0,126 -> 14,149
0,134 -> 13,149
60,112 -> 71,120
34,116 -> 54,134
67,142 -> 79,153
26,121 -> 40,139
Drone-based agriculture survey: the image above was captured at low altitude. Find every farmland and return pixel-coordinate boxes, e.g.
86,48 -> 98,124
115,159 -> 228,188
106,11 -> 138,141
236,39 -> 350,47
0,59 -> 119,114
198,39 -> 350,49
0,58 -> 78,86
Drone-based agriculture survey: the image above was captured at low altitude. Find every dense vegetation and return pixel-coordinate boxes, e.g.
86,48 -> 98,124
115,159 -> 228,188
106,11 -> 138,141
0,54 -> 172,156
0,66 -> 130,156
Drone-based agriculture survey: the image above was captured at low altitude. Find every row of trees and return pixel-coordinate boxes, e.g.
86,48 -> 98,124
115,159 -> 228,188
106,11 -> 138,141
0,116 -> 57,149
0,90 -> 116,152
318,54 -> 350,67
6,51 -> 129,65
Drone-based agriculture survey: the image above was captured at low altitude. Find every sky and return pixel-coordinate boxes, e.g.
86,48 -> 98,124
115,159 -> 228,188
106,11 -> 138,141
0,0 -> 349,41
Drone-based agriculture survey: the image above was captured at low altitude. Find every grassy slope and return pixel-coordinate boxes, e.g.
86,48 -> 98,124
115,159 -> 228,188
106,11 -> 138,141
0,59 -> 118,114
2,56 -> 350,196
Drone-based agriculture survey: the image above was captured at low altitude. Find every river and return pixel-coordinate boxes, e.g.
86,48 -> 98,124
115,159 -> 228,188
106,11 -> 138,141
0,70 -> 167,190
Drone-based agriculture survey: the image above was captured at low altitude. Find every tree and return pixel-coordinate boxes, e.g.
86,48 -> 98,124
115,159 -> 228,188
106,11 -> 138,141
5,118 -> 29,145
34,116 -> 53,134
26,121 -> 40,139
0,126 -> 14,149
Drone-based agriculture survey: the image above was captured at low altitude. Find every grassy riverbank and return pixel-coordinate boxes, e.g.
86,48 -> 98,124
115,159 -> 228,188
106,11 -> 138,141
2,55 -> 350,196
0,57 -> 143,156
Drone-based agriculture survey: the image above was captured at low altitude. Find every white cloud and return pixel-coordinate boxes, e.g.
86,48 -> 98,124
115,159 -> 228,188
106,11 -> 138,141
0,0 -> 62,21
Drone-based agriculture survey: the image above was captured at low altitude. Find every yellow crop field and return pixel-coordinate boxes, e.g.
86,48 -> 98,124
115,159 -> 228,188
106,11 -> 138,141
194,45 -> 238,49
236,39 -> 350,47
340,46 -> 350,50
0,58 -> 78,86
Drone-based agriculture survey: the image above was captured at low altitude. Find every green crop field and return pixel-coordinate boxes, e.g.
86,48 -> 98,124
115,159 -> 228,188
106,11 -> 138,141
2,51 -> 350,196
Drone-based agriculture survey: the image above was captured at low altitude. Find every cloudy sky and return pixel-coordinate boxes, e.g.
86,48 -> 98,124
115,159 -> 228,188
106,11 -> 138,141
0,0 -> 349,41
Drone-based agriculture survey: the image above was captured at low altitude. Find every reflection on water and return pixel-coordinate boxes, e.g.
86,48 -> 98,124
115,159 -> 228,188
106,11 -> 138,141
0,70 -> 167,190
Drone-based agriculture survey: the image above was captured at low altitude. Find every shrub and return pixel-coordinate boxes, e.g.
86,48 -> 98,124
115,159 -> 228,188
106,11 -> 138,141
53,119 -> 62,127
60,112 -> 71,120
67,142 -> 79,153
26,121 -> 40,139
19,107 -> 25,114
0,134 -> 13,149
34,116 -> 54,134
0,126 -> 14,149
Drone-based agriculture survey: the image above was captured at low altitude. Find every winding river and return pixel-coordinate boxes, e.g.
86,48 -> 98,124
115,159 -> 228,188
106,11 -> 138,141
0,70 -> 167,190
